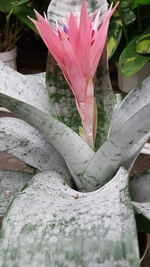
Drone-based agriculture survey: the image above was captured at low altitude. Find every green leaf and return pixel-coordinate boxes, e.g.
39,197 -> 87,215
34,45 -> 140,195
119,1 -> 136,25
0,117 -> 71,184
0,0 -> 14,12
0,168 -> 140,266
0,170 -> 32,216
0,62 -> 50,114
119,34 -> 150,76
94,48 -> 116,147
82,77 -> 150,191
0,0 -> 30,13
133,0 -> 150,5
13,5 -> 37,33
14,0 -> 30,7
0,93 -> 94,191
107,16 -> 122,59
136,33 -> 150,55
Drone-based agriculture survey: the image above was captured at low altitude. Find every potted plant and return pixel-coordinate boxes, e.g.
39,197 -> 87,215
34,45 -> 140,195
0,0 -> 36,69
0,0 -> 150,266
107,0 -> 150,92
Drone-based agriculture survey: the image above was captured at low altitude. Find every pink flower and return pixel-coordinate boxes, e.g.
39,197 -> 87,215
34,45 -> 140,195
29,0 -> 118,148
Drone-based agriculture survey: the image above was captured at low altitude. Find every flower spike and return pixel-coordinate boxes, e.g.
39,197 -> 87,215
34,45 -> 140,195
29,0 -> 118,148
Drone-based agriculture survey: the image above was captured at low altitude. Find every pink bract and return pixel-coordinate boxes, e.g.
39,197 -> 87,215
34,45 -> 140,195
30,0 -> 118,148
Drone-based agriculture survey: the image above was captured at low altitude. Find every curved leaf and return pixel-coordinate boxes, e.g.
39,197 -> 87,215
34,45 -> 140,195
0,168 -> 140,266
0,93 -> 94,191
107,15 -> 122,59
0,117 -> 71,184
0,170 -> 32,216
109,76 -> 150,136
0,62 -> 50,113
81,77 -> 150,190
119,35 -> 150,76
14,5 -> 37,33
136,33 -> 150,55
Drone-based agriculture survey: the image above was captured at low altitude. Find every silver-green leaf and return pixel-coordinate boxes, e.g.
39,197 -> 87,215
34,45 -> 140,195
0,170 -> 33,216
0,62 -> 50,113
0,117 -> 71,183
0,168 -> 140,266
0,93 -> 94,191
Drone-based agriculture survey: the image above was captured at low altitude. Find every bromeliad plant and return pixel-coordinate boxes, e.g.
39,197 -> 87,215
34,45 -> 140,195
30,0 -> 118,148
0,0 -> 150,266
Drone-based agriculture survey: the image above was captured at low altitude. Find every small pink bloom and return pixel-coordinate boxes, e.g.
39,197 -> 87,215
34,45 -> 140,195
29,0 -> 118,148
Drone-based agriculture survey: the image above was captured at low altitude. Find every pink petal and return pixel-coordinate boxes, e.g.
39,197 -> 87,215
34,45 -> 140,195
60,35 -> 86,102
30,12 -> 64,69
90,3 -> 118,77
77,0 -> 92,79
68,12 -> 79,55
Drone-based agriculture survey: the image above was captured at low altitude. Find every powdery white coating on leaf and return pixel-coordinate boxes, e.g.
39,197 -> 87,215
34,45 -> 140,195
26,72 -> 46,86
0,171 -> 33,215
0,62 -> 50,114
0,168 -> 139,266
0,93 -> 94,190
0,117 -> 71,184
109,76 -> 150,136
82,78 -> 150,190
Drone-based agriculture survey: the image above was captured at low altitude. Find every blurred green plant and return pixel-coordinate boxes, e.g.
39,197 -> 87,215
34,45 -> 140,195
107,0 -> 150,76
0,0 -> 36,52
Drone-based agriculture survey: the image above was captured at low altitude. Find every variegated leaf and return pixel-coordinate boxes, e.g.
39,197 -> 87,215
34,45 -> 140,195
0,168 -> 140,266
0,93 -> 94,191
0,117 -> 71,184
81,76 -> 150,191
109,76 -> 150,135
82,102 -> 150,191
0,62 -> 50,113
0,170 -> 33,216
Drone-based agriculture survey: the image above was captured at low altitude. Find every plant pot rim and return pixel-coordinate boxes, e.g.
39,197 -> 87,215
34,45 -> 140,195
0,47 -> 17,60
